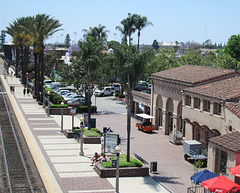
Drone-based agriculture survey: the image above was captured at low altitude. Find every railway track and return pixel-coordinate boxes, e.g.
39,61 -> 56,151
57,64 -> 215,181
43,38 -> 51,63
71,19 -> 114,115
0,81 -> 46,193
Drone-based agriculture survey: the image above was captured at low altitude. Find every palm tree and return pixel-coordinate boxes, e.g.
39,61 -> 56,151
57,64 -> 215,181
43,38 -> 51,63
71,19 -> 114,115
122,13 -> 138,45
115,25 -> 127,44
114,43 -> 154,162
135,15 -> 153,51
6,17 -> 31,83
26,14 -> 62,102
83,24 -> 109,42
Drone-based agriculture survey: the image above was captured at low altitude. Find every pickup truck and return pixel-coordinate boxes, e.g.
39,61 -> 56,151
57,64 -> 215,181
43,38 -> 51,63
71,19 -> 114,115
94,87 -> 115,97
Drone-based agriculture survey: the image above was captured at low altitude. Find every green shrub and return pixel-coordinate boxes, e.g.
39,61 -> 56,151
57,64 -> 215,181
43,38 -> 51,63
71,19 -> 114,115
119,94 -> 125,98
83,128 -> 102,137
49,104 -> 68,108
101,154 -> 143,168
115,92 -> 119,97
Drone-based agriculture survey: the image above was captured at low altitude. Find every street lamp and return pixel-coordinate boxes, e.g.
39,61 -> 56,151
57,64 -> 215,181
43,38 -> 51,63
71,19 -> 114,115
115,145 -> 121,193
47,91 -> 50,116
79,116 -> 84,156
60,101 -> 64,133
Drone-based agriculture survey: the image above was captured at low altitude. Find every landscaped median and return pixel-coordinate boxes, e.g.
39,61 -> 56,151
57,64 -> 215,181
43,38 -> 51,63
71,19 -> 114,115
94,154 -> 149,178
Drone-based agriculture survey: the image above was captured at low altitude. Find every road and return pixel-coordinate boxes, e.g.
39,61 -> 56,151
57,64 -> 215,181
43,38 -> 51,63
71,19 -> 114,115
91,95 -> 127,114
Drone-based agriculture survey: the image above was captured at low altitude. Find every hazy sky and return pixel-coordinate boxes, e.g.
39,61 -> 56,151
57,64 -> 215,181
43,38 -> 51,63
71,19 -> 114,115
1,0 -> 240,45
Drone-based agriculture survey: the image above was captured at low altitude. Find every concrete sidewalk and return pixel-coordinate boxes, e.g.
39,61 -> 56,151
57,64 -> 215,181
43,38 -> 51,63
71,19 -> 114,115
1,73 -> 171,193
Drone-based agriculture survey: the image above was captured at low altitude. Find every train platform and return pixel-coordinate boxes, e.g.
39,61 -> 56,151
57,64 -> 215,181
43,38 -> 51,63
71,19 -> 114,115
0,74 -> 171,193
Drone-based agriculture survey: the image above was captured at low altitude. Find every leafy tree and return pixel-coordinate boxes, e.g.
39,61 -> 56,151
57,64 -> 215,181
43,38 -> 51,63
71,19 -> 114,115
224,34 -> 240,62
107,40 -> 120,50
113,43 -> 154,162
44,51 -> 61,80
134,15 -> 153,51
65,33 -> 71,47
151,39 -> 159,51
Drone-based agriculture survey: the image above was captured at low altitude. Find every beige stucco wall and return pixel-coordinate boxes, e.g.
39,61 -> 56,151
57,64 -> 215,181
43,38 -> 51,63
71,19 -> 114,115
208,141 -> 236,182
225,107 -> 240,132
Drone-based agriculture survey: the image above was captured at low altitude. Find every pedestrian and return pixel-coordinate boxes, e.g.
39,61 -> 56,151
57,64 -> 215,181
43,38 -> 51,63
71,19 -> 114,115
23,87 -> 26,96
101,134 -> 105,153
10,85 -> 13,92
12,86 -> 15,92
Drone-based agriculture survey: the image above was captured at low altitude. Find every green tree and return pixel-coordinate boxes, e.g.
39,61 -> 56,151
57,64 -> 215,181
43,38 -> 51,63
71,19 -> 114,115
224,34 -> 240,62
114,43 -> 154,161
134,15 -> 153,51
65,34 -> 71,47
151,39 -> 159,51
83,24 -> 109,43
27,14 -> 62,102
117,13 -> 138,45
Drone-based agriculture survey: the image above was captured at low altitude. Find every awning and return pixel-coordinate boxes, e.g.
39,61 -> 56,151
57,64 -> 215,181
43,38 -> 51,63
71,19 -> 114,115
136,114 -> 154,119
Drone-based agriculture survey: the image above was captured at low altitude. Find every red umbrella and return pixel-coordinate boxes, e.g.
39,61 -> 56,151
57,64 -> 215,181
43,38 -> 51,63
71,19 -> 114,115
201,175 -> 240,193
229,165 -> 240,177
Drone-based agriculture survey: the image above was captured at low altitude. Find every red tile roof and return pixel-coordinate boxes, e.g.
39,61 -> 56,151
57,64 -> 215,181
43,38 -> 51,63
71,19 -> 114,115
209,131 -> 240,153
183,76 -> 240,101
151,65 -> 235,85
225,102 -> 240,118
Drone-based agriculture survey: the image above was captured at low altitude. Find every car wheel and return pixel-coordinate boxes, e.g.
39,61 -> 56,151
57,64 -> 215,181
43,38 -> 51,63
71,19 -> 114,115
110,92 -> 114,96
100,93 -> 104,97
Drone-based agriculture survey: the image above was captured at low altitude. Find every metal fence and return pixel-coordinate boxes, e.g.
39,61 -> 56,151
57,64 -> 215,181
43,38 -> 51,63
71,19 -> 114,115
187,186 -> 211,193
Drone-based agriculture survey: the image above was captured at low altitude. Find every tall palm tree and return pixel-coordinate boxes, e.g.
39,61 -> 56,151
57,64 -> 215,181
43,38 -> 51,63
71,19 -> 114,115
122,13 -> 138,45
135,15 -> 153,51
26,14 -> 62,102
83,24 -> 109,42
115,25 -> 127,44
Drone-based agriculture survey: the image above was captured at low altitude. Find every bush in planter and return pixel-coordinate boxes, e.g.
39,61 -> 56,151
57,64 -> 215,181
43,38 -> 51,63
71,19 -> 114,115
72,127 -> 102,137
49,104 -> 68,108
101,154 -> 143,168
119,94 -> 125,98
115,92 -> 120,97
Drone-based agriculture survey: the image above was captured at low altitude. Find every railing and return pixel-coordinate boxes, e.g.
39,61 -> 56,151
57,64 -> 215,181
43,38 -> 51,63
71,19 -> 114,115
187,186 -> 210,193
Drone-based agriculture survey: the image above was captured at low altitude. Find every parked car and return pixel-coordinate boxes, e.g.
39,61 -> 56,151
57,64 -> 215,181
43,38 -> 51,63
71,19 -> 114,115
63,93 -> 77,100
94,86 -> 115,97
67,97 -> 85,106
112,83 -> 121,92
65,94 -> 83,101
57,90 -> 71,96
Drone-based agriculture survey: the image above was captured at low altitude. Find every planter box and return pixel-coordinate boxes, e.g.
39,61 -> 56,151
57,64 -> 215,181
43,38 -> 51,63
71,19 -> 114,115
94,163 -> 149,178
64,129 -> 76,138
83,136 -> 101,144
63,130 -> 101,144
45,107 -> 70,115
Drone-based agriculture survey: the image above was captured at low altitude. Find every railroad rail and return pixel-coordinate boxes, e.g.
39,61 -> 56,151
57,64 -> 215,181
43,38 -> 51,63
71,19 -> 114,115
0,81 -> 46,193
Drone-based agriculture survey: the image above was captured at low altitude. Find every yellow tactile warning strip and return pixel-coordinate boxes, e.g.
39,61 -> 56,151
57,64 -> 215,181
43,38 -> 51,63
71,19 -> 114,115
0,75 -> 62,193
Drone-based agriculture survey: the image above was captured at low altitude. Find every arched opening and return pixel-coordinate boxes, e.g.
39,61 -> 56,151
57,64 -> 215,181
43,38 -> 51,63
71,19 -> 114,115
177,101 -> 185,137
165,98 -> 174,135
155,95 -> 163,129
202,125 -> 210,149
192,122 -> 200,140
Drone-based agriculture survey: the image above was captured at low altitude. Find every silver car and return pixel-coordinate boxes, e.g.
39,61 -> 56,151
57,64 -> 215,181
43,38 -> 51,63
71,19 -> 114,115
67,97 -> 85,106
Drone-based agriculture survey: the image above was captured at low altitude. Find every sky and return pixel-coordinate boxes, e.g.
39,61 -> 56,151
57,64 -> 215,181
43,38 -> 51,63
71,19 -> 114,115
1,0 -> 240,45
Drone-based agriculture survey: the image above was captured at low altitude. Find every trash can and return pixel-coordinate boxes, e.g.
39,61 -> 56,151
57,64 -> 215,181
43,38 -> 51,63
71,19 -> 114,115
150,161 -> 157,172
91,118 -> 96,128
112,160 -> 117,168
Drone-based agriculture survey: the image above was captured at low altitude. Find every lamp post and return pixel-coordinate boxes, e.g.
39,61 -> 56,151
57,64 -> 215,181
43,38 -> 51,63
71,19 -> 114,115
115,145 -> 121,193
60,101 -> 64,133
47,91 -> 50,116
79,116 -> 84,156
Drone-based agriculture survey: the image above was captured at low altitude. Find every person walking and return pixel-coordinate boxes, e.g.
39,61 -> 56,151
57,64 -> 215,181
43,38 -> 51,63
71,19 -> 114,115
101,134 -> 105,153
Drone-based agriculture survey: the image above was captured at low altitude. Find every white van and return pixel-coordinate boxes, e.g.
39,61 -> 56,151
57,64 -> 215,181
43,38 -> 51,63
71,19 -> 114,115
112,83 -> 121,92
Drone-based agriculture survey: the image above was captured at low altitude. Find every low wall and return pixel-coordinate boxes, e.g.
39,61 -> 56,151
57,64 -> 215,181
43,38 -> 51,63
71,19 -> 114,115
64,129 -> 101,144
94,163 -> 149,178
46,108 -> 70,115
